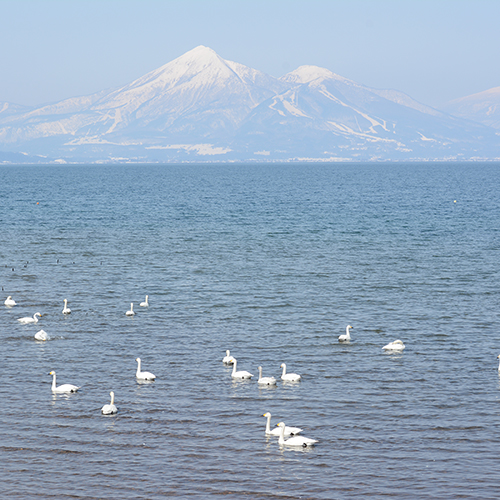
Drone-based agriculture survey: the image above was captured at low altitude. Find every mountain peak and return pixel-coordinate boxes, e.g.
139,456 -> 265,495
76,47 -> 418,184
281,65 -> 351,85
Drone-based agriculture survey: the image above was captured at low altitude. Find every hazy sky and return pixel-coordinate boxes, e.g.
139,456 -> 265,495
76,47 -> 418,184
1,0 -> 499,108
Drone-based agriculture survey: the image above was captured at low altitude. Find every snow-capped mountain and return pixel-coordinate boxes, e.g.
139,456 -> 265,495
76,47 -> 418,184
237,65 -> 495,160
442,86 -> 500,129
0,46 -> 498,162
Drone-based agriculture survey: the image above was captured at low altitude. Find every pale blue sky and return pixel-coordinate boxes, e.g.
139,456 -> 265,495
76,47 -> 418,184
1,0 -> 499,108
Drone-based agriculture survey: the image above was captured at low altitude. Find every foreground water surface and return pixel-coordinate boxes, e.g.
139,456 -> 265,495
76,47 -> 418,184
0,162 -> 499,499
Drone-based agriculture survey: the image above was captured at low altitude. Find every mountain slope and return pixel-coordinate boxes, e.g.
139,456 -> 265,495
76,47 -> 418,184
442,86 -> 500,129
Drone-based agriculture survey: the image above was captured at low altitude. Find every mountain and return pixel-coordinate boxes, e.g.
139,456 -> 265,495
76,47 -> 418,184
1,47 -> 499,162
441,86 -> 500,129
237,65 -> 496,160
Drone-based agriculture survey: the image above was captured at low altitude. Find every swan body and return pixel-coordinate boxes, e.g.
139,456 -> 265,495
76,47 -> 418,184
258,366 -> 277,385
126,303 -> 135,316
277,422 -> 317,447
383,339 -> 405,351
222,350 -> 232,364
101,391 -> 118,415
62,298 -> 71,314
34,329 -> 49,341
230,358 -> 253,379
140,295 -> 149,307
18,312 -> 41,324
4,296 -> 16,306
136,357 -> 155,380
49,370 -> 79,393
338,324 -> 353,342
280,363 -> 301,382
263,412 -> 302,436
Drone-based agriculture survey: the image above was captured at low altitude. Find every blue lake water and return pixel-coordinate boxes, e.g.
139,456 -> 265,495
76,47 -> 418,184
0,162 -> 499,499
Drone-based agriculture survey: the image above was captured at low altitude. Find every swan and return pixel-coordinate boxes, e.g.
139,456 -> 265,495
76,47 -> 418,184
18,312 -> 41,324
4,296 -> 16,306
126,303 -> 135,316
136,357 -> 155,380
62,298 -> 71,314
140,295 -> 149,307
101,391 -> 118,414
263,412 -> 302,436
258,366 -> 277,385
48,370 -> 79,393
277,422 -> 317,447
497,354 -> 500,371
34,329 -> 49,341
280,363 -> 301,382
230,357 -> 253,379
338,324 -> 353,342
222,350 -> 232,364
382,339 -> 405,351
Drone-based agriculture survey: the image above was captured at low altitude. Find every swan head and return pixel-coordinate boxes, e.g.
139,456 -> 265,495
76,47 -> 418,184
393,340 -> 404,345
263,412 -> 271,418
497,354 -> 500,359
280,363 -> 286,368
6,296 -> 11,299
226,350 -> 230,356
35,312 -> 41,317
110,391 -> 115,397
277,422 -> 285,428
48,370 -> 55,375
347,325 -> 353,330
136,357 -> 141,364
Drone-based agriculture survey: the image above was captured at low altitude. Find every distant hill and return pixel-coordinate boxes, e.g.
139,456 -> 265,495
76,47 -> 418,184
441,87 -> 500,130
0,46 -> 498,163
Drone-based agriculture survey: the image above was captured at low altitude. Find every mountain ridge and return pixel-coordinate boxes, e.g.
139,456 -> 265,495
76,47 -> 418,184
0,46 -> 498,162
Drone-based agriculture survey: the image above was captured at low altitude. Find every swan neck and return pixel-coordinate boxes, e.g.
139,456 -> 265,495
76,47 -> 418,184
136,359 -> 141,374
110,392 -> 115,404
281,365 -> 286,376
231,360 -> 237,374
51,373 -> 56,390
265,414 -> 271,433
278,425 -> 285,444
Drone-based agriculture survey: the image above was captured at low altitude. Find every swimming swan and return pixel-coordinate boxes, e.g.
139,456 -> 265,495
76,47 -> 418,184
277,422 -> 317,447
222,350 -> 232,364
101,391 -> 118,414
280,363 -> 301,382
258,366 -> 277,385
136,357 -> 156,380
126,303 -> 135,316
62,298 -> 71,314
49,370 -> 79,393
263,412 -> 302,436
18,312 -> 41,324
34,329 -> 49,341
230,357 -> 253,379
338,325 -> 353,342
140,295 -> 149,307
4,296 -> 16,306
382,339 -> 405,351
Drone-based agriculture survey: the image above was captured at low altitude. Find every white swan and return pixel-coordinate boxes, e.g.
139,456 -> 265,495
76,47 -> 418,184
62,298 -> 71,314
101,391 -> 118,415
140,295 -> 149,307
230,357 -> 253,379
280,363 -> 301,382
383,339 -> 405,351
4,296 -> 16,306
338,324 -> 353,342
277,422 -> 317,447
258,366 -> 277,385
126,303 -> 135,316
18,312 -> 41,324
222,350 -> 232,364
136,357 -> 155,380
49,370 -> 79,393
34,329 -> 49,341
263,412 -> 302,436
